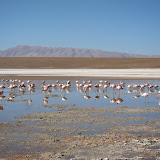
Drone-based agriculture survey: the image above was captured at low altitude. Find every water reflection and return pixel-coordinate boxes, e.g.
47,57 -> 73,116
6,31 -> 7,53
0,105 -> 3,110
0,79 -> 160,122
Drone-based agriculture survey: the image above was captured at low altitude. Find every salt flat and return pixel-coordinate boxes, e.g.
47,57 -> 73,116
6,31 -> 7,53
0,69 -> 159,78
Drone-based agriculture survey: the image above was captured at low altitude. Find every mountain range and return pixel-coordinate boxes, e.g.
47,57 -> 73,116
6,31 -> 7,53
0,45 -> 159,58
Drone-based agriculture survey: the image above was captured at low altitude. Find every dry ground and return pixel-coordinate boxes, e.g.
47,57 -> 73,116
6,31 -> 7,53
1,57 -> 160,69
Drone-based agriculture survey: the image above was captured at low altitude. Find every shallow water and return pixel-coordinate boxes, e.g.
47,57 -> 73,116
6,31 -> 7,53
0,79 -> 160,123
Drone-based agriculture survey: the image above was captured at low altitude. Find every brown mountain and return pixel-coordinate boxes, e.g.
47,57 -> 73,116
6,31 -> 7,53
0,45 -> 159,58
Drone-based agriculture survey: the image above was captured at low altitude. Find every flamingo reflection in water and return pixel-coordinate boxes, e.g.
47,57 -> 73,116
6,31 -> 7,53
110,92 -> 116,103
115,98 -> 123,104
84,94 -> 91,100
28,99 -> 32,105
95,95 -> 100,100
62,96 -> 67,101
133,95 -> 140,99
110,98 -> 116,103
104,94 -> 109,99
0,91 -> 4,110
0,91 -> 4,95
44,99 -> 48,105
0,95 -> 5,101
0,105 -> 3,110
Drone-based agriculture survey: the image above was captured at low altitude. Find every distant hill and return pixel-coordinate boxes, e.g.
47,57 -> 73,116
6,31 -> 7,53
0,45 -> 159,58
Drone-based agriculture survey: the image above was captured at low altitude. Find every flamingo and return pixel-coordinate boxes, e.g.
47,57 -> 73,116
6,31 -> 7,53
104,95 -> 109,99
116,84 -> 123,96
157,91 -> 160,100
84,94 -> 91,100
99,80 -> 103,84
88,80 -> 92,83
42,85 -> 48,91
133,95 -> 140,98
8,95 -> 15,101
116,98 -> 123,104
28,99 -> 32,105
154,85 -> 158,88
43,96 -> 49,100
103,84 -> 109,92
52,84 -> 57,88
44,99 -> 48,105
133,84 -> 140,88
0,91 -> 3,95
141,92 -> 149,103
27,80 -> 31,83
79,83 -> 84,87
0,106 -> 3,110
0,95 -> 5,103
110,98 -> 116,103
110,84 -> 116,93
62,96 -> 67,101
0,85 -> 5,89
18,79 -> 22,83
95,95 -> 100,100
83,84 -> 90,93
148,85 -> 153,89
94,84 -> 99,88
120,81 -> 125,85
76,80 -> 79,84
127,85 -> 133,89
61,84 -> 67,90
67,80 -> 71,85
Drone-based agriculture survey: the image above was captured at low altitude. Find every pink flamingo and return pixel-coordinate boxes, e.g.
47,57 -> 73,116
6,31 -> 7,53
116,84 -> 123,96
103,84 -> 109,92
0,91 -> 3,95
44,99 -> 48,105
110,84 -> 116,93
83,84 -> 90,93
116,98 -> 123,104
141,92 -> 149,103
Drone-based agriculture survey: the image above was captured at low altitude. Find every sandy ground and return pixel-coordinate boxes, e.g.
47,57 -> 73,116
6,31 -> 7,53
1,69 -> 160,79
0,57 -> 160,69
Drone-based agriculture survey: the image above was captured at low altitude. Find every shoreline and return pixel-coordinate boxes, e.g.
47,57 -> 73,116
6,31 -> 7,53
1,106 -> 160,159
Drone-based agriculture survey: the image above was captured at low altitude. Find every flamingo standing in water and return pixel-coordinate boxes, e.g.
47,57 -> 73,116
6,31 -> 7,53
28,99 -> 32,105
110,84 -> 116,94
103,84 -> 109,93
83,84 -> 90,93
141,92 -> 149,103
116,84 -> 123,96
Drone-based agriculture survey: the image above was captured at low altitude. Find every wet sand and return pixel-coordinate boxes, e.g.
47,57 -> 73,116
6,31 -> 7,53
1,106 -> 160,159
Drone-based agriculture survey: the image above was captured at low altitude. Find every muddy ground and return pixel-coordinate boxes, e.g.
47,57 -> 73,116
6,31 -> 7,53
0,106 -> 160,160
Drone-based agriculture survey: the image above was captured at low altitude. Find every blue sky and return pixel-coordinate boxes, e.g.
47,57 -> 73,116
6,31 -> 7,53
0,0 -> 160,55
